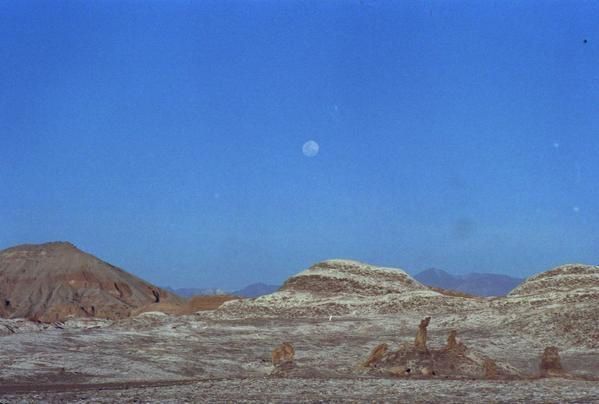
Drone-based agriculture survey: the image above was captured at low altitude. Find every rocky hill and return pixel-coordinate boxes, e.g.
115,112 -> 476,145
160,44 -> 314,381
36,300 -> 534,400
497,264 -> 599,348
281,260 -> 427,295
215,260 -> 599,350
0,242 -> 181,322
216,260 -> 486,318
508,264 -> 598,296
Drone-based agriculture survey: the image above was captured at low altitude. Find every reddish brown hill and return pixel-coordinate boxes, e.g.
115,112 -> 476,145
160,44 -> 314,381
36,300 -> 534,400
0,242 -> 182,322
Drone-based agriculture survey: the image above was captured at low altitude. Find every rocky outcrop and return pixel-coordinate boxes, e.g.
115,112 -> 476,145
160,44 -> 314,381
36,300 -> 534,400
272,342 -> 295,367
414,317 -> 431,352
360,317 -> 522,380
0,242 -> 182,322
362,343 -> 389,368
270,342 -> 295,376
483,359 -> 497,379
539,346 -> 565,377
445,330 -> 465,352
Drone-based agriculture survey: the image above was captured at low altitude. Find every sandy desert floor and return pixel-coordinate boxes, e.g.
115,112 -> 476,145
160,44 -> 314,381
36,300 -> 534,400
2,378 -> 599,403
1,313 -> 598,402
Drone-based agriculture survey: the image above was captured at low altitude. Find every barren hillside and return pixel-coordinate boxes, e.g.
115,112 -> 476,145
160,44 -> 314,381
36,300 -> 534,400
0,242 -> 181,322
496,264 -> 599,348
217,260 -> 488,318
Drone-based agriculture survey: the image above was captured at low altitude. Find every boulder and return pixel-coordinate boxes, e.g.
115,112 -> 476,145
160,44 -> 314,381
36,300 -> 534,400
539,346 -> 565,377
414,316 -> 431,352
483,359 -> 497,379
272,342 -> 295,367
445,330 -> 465,353
362,343 -> 389,368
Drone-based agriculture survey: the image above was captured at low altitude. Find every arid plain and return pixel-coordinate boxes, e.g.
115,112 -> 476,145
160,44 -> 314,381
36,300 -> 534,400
1,244 -> 598,403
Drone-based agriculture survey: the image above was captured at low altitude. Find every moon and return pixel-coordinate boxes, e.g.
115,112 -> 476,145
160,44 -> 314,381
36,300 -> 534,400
302,140 -> 319,157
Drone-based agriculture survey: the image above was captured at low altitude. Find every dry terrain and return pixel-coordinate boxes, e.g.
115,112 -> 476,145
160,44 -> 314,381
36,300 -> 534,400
0,242 -> 181,322
0,313 -> 598,402
1,255 -> 598,402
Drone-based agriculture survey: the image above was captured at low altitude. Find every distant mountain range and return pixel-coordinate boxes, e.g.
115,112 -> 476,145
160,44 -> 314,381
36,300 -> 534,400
166,283 -> 279,298
414,268 -> 523,297
233,283 -> 279,298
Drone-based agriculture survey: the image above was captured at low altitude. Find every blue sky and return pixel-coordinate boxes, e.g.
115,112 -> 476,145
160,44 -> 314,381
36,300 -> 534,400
1,1 -> 598,289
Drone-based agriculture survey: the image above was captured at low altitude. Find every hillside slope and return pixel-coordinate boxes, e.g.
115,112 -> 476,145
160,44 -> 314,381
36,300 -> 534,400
497,264 -> 599,347
217,260 -> 486,318
0,242 -> 181,322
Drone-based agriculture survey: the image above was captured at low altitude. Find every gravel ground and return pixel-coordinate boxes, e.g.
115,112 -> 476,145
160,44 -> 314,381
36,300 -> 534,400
2,377 -> 599,403
0,313 -> 597,403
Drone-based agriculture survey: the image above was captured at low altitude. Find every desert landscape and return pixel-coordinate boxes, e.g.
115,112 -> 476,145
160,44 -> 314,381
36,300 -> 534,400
4,1 -> 598,402
0,242 -> 598,402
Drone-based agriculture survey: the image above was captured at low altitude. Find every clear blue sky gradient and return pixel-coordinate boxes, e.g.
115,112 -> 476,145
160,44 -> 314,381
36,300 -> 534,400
1,1 -> 598,289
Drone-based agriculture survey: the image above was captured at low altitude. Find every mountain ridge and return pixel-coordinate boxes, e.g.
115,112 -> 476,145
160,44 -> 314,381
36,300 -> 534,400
414,268 -> 523,296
